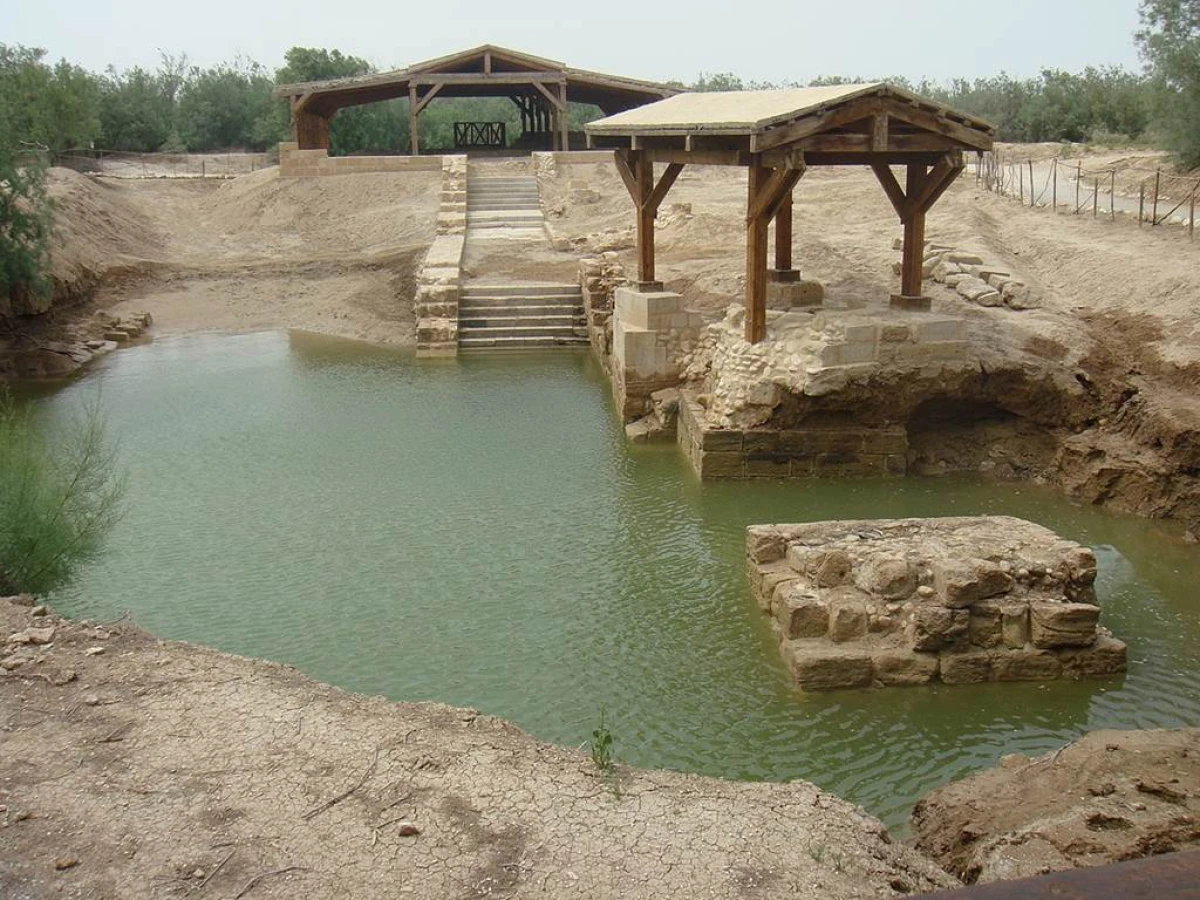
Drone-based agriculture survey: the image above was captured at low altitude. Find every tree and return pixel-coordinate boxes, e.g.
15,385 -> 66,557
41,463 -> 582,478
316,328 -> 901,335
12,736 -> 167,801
176,57 -> 275,151
1137,0 -> 1200,165
0,394 -> 126,596
98,65 -> 177,151
0,44 -> 102,152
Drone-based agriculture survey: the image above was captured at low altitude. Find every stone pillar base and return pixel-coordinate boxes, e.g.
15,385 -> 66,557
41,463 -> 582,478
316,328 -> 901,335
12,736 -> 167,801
768,279 -> 824,310
890,293 -> 932,312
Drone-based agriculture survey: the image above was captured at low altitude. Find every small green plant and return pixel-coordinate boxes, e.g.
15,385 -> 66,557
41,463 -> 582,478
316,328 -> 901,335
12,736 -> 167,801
0,392 -> 126,596
590,708 -> 614,773
808,844 -> 826,864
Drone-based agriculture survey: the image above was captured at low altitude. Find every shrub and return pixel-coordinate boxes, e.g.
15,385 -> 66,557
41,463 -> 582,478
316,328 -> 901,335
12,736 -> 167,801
0,394 -> 125,596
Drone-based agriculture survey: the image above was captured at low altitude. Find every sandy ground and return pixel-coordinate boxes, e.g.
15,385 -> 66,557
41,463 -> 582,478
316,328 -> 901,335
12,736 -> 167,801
0,597 -> 957,900
41,166 -> 440,346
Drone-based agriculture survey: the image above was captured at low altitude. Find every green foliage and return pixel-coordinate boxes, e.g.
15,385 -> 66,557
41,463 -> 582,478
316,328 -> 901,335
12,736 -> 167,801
0,141 -> 53,314
1138,0 -> 1200,166
0,394 -> 125,597
0,44 -> 102,152
176,57 -> 276,152
98,63 -> 180,151
590,709 -> 615,772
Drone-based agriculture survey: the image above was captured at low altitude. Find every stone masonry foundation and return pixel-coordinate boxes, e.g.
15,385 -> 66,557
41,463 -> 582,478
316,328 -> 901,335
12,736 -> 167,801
746,516 -> 1127,691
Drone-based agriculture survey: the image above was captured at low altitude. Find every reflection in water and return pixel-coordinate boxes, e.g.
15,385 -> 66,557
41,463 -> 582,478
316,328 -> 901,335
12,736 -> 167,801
21,330 -> 1200,830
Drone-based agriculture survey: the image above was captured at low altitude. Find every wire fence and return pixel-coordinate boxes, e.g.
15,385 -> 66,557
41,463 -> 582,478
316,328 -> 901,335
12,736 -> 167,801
973,150 -> 1198,240
52,149 -> 271,179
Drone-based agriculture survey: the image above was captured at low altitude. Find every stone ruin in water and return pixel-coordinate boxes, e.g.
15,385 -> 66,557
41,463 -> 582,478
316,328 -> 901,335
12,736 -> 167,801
746,516 -> 1127,691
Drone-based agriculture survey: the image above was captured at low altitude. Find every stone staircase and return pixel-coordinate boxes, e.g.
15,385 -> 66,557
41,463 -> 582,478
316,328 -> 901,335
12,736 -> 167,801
458,283 -> 588,350
465,176 -> 545,232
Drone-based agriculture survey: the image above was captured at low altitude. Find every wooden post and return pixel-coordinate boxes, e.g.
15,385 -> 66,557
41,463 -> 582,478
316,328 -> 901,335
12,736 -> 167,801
1075,161 -> 1082,213
1152,169 -> 1161,226
1029,160 -> 1035,206
408,85 -> 419,156
773,188 -> 794,274
1093,178 -> 1099,218
901,164 -> 927,298
1111,171 -> 1116,221
559,82 -> 569,152
1139,184 -> 1145,227
1187,183 -> 1196,239
1019,163 -> 1024,204
746,163 -> 770,344
1052,158 -> 1057,212
614,152 -> 683,289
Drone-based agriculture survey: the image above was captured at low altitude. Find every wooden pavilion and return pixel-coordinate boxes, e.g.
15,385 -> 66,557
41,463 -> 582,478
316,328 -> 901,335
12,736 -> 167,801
273,44 -> 678,156
584,84 -> 995,343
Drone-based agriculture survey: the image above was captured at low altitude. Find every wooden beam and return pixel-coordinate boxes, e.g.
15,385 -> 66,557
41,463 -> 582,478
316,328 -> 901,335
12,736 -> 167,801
745,163 -> 771,343
751,98 -> 881,152
871,163 -> 907,217
293,92 -> 314,115
413,83 -> 443,116
881,98 -> 992,151
646,163 -> 684,213
872,113 -> 889,152
408,85 -> 420,156
747,164 -> 805,223
644,148 -> 745,167
613,150 -> 641,204
411,71 -> 566,85
531,80 -> 566,110
484,49 -> 492,74
908,152 -> 964,214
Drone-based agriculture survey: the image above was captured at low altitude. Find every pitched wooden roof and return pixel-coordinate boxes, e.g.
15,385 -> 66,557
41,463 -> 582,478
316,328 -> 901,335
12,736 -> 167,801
273,44 -> 678,115
586,83 -> 995,156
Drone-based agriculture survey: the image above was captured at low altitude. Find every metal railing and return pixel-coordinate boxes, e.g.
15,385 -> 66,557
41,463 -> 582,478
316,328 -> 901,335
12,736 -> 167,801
453,122 -> 507,149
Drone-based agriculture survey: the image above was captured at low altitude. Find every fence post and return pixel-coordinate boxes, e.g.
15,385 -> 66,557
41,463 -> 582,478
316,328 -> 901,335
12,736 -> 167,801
1076,161 -> 1082,214
1152,169 -> 1161,226
1093,178 -> 1099,218
1029,160 -> 1035,207
1052,158 -> 1057,212
202,159 -> 205,178
1019,163 -> 1024,204
1191,184 -> 1196,241
1139,184 -> 1145,227
1110,171 -> 1116,221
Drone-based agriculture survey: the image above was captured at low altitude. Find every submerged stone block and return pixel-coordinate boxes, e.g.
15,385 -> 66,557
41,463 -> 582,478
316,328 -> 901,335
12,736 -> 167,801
745,516 -> 1124,692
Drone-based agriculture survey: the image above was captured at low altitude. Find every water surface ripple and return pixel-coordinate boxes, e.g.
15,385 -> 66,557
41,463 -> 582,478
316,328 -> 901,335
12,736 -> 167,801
29,331 -> 1200,830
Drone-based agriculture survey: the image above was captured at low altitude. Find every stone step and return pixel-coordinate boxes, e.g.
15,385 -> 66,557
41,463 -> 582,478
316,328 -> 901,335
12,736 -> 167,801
459,324 -> 586,339
459,334 -> 590,350
466,212 -> 545,226
460,313 -> 585,329
468,180 -> 540,188
467,200 -> 542,210
460,283 -> 581,299
459,299 -> 581,314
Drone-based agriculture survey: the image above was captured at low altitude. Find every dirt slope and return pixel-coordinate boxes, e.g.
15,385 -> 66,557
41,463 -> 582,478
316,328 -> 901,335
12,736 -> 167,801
0,597 -> 956,899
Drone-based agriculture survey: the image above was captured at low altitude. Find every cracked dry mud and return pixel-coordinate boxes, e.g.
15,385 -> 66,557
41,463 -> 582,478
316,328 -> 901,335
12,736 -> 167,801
0,598 -> 957,899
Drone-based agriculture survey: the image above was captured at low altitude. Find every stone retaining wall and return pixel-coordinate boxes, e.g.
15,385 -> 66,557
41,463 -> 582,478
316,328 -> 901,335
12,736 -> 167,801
278,143 -> 443,177
414,156 -> 468,358
746,516 -> 1127,691
611,286 -> 705,421
678,390 -> 907,478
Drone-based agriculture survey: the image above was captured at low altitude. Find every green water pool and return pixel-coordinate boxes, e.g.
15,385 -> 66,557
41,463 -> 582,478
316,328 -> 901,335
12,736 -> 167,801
23,330 -> 1200,830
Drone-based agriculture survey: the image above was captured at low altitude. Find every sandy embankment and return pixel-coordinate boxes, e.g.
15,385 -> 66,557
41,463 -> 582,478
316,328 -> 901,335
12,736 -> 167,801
0,597 -> 956,899
43,166 -> 441,345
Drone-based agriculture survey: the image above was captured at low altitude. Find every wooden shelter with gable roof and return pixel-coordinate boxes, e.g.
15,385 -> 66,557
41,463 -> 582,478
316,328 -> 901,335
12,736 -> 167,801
273,44 -> 678,156
585,84 -> 995,343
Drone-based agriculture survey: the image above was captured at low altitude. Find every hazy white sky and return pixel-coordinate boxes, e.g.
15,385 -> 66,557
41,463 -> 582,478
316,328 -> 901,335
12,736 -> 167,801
7,0 -> 1144,84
